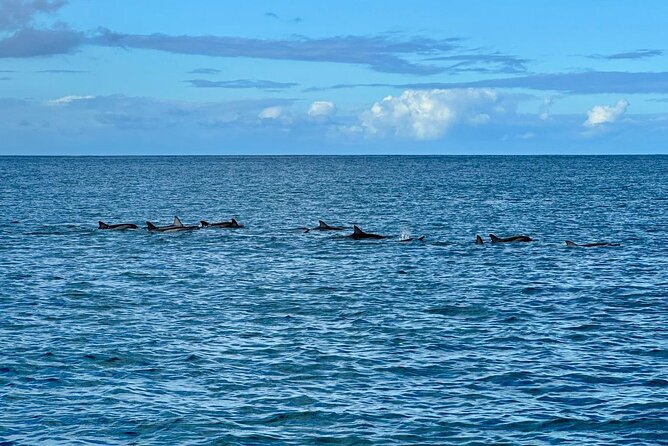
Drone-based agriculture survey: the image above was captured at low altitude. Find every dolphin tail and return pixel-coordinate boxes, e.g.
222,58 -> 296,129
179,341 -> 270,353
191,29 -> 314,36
200,220 -> 209,227
303,228 -> 310,233
417,235 -> 425,241
98,221 -> 109,229
565,240 -> 578,247
475,235 -> 484,244
489,234 -> 501,243
146,221 -> 158,231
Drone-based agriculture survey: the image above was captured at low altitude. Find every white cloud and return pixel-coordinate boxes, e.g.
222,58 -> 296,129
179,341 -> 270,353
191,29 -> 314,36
258,106 -> 283,119
584,99 -> 629,127
539,96 -> 553,121
359,88 -> 503,140
469,113 -> 490,125
308,100 -> 335,118
45,95 -> 95,106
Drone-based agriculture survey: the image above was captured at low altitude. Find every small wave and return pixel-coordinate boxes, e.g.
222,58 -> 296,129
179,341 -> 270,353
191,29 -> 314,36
426,305 -> 488,318
261,410 -> 322,425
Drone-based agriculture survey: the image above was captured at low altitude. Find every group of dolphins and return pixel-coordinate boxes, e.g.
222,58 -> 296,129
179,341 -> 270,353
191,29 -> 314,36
98,217 -> 620,247
98,216 -> 242,232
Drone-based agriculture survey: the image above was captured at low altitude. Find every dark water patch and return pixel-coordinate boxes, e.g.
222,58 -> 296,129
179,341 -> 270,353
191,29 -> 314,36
564,323 -> 601,331
260,410 -> 322,425
645,378 -> 668,387
426,305 -> 488,318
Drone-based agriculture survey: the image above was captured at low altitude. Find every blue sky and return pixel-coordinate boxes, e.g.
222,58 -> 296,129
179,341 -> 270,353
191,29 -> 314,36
1,0 -> 667,154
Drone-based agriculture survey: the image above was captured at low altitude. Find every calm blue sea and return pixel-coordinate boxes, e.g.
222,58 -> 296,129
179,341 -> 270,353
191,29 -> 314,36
1,156 -> 667,445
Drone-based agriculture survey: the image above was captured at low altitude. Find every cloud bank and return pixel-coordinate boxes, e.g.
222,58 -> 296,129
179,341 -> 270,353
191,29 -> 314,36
0,0 -> 83,58
359,88 -> 505,140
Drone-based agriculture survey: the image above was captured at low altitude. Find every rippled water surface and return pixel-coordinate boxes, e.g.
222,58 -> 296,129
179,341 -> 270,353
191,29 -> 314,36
1,156 -> 667,445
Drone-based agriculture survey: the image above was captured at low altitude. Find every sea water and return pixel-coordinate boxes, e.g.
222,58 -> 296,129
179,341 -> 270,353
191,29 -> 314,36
1,156 -> 667,445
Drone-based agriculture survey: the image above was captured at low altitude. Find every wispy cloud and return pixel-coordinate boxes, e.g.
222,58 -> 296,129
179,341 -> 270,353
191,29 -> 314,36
188,68 -> 221,74
36,69 -> 87,73
45,94 -> 94,105
309,71 -> 668,94
588,49 -> 663,60
265,12 -> 302,23
185,79 -> 297,90
91,29 -> 460,75
426,51 -> 529,74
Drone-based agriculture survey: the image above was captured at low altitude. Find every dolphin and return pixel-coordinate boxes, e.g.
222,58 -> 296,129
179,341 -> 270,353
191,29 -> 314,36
489,233 -> 532,243
399,235 -> 425,243
200,218 -> 243,228
313,220 -> 345,230
475,235 -> 484,244
302,220 -> 345,233
98,221 -> 138,230
146,216 -> 198,232
349,225 -> 385,240
566,240 -> 620,248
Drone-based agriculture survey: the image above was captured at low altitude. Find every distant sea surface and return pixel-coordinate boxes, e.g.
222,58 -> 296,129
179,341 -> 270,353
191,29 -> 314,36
1,155 -> 667,445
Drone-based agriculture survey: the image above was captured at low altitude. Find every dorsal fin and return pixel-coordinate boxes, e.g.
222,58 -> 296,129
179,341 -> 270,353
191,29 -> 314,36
476,235 -> 484,244
231,218 -> 238,225
98,221 -> 109,229
353,225 -> 364,234
565,240 -> 577,247
200,220 -> 209,227
489,234 -> 501,243
319,220 -> 328,228
173,216 -> 183,227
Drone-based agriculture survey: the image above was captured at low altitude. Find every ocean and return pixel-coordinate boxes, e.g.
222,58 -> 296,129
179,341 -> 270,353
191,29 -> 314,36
1,155 -> 667,445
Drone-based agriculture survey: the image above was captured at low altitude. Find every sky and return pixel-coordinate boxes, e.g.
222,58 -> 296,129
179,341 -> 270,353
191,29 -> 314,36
1,0 -> 668,154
